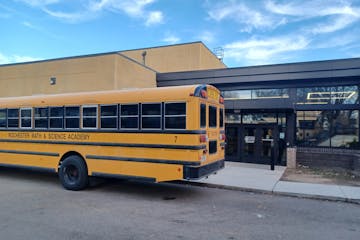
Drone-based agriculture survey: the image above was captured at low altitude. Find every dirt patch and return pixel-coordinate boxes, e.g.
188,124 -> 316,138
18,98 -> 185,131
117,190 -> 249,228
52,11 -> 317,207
281,165 -> 360,187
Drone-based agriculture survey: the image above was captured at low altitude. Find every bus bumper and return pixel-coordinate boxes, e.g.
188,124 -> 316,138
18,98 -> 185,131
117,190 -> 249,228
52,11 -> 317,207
183,159 -> 225,180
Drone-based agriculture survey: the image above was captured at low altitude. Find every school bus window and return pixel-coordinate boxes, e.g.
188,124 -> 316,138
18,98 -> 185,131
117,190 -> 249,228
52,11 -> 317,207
82,106 -> 97,129
0,109 -> 6,128
209,106 -> 217,128
200,104 -> 206,128
65,106 -> 80,129
120,104 -> 139,129
20,108 -> 32,129
165,102 -> 186,129
142,103 -> 161,129
219,108 -> 224,127
49,107 -> 64,129
200,103 -> 206,128
34,107 -> 49,129
100,105 -> 118,129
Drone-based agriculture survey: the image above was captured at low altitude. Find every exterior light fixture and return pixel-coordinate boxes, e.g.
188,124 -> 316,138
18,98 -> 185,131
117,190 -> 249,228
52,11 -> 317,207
50,77 -> 56,85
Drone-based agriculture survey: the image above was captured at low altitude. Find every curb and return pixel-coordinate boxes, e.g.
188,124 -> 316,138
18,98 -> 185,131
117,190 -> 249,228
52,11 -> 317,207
183,181 -> 360,205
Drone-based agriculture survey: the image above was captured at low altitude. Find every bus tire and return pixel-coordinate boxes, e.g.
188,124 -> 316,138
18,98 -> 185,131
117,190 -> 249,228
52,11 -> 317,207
59,155 -> 88,191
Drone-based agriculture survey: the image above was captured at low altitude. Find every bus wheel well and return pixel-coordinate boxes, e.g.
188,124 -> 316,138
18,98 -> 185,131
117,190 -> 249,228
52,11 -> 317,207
58,152 -> 87,172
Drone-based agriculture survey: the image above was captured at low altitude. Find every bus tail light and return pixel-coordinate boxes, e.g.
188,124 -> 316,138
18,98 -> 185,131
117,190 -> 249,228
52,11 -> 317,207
200,134 -> 208,143
219,96 -> 224,104
200,90 -> 208,99
220,134 -> 226,141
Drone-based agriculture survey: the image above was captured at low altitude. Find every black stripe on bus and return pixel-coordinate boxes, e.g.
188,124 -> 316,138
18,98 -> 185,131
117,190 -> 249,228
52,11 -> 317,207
91,172 -> 156,182
0,139 -> 206,150
0,163 -> 56,173
0,129 -> 206,134
86,154 -> 201,166
0,149 -> 59,157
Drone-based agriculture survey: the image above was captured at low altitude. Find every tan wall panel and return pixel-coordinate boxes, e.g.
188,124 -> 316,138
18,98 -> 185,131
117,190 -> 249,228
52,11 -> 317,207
0,55 -> 117,97
121,43 -> 201,73
121,42 -> 227,72
114,54 -> 156,89
199,44 -> 227,70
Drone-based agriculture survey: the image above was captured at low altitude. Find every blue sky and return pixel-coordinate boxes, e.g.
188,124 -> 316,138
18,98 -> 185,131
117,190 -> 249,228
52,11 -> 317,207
1,0 -> 360,68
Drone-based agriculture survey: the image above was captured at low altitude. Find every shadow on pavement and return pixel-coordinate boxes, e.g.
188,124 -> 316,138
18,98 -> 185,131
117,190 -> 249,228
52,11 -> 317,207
0,166 -> 202,201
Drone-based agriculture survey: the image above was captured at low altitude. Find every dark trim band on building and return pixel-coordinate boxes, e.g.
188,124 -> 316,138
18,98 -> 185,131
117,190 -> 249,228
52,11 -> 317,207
0,139 -> 206,150
0,149 -> 59,157
86,154 -> 201,166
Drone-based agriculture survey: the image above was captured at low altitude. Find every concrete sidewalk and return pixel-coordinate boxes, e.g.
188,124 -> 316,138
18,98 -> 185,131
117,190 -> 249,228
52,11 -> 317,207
191,162 -> 360,204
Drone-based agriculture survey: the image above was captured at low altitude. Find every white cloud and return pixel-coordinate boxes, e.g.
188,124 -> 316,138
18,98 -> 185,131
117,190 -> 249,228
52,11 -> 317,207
16,0 -> 164,25
311,14 -> 359,34
0,52 -> 41,64
265,0 -> 360,33
42,8 -> 94,23
207,1 -> 286,32
145,11 -> 163,26
162,33 -> 180,44
224,35 -> 310,65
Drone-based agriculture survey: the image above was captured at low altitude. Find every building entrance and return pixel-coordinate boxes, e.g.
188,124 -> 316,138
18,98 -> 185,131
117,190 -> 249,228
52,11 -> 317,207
226,124 -> 281,165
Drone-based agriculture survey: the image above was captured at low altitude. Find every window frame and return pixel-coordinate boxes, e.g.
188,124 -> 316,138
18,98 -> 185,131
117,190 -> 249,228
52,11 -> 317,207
141,102 -> 162,130
34,107 -> 49,129
49,106 -> 64,129
0,108 -> 6,129
100,104 -> 118,130
120,103 -> 139,130
164,102 -> 186,130
220,108 -> 224,128
209,105 -> 217,128
82,105 -> 98,129
200,103 -> 206,128
64,106 -> 80,129
20,108 -> 32,129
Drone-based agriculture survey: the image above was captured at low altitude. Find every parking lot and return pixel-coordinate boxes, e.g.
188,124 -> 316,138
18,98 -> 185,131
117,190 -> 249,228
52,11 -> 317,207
0,167 -> 359,240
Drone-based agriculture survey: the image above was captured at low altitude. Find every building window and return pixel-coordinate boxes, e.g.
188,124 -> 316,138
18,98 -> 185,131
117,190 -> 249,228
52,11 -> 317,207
222,88 -> 289,100
0,109 -> 6,128
209,106 -> 217,128
200,104 -> 206,128
82,106 -> 97,129
100,105 -> 118,129
164,102 -> 186,129
252,89 -> 289,99
296,85 -> 358,105
242,113 -> 277,124
120,104 -> 139,129
50,107 -> 64,129
296,110 -> 359,149
225,111 -> 241,124
141,103 -> 161,129
65,106 -> 80,129
34,107 -> 49,129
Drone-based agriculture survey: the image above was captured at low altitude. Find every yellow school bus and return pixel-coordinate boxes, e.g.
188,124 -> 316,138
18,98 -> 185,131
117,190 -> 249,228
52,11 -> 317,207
0,84 -> 225,190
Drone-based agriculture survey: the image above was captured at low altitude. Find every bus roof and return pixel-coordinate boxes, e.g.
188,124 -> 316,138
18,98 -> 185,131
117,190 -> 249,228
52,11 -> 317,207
0,85 -> 220,108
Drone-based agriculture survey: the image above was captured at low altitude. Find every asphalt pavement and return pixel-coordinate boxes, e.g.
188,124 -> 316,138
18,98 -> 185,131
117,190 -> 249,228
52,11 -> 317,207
0,166 -> 359,240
